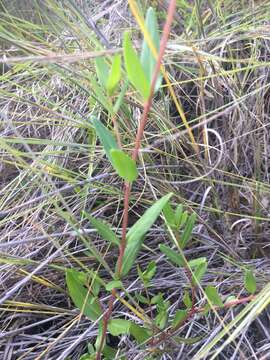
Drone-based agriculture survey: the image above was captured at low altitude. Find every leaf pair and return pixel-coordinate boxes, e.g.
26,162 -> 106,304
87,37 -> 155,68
120,193 -> 173,277
160,242 -> 208,285
92,117 -> 138,182
137,260 -> 156,286
163,202 -> 197,249
85,193 -> 172,278
154,293 -> 170,329
66,269 -> 102,321
96,54 -> 121,96
107,319 -> 151,344
123,7 -> 162,100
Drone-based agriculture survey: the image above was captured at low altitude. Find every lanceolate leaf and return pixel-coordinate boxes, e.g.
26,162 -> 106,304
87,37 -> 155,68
183,290 -> 192,309
159,244 -> 185,267
130,323 -> 152,344
140,7 -> 162,92
110,149 -> 138,182
163,202 -> 175,228
244,269 -> 256,294
91,118 -> 118,162
192,261 -> 207,286
106,54 -> 121,96
113,79 -> 128,114
120,193 -> 173,277
155,309 -> 168,329
123,31 -> 150,100
179,212 -> 197,249
172,309 -> 188,327
174,335 -> 204,345
143,261 -> 157,282
108,319 -> 152,344
95,57 -> 109,89
175,204 -> 184,228
108,319 -> 131,336
205,285 -> 224,307
102,345 -> 118,359
83,211 -> 120,246
66,269 -> 102,321
105,280 -> 123,291
89,77 -> 114,114
180,211 -> 188,228
188,257 -> 207,268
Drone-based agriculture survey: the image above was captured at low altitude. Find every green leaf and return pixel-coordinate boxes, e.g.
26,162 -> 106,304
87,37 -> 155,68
159,244 -> 185,267
244,269 -> 256,294
192,261 -> 207,286
136,292 -> 149,304
113,79 -> 128,114
144,261 -> 157,281
95,324 -> 125,360
95,322 -> 104,353
102,345 -> 118,360
140,7 -> 162,92
174,204 -> 184,228
123,32 -> 150,100
105,280 -> 123,291
138,260 -> 156,284
95,57 -> 109,88
180,211 -> 188,228
90,274 -> 102,297
174,335 -> 204,345
130,323 -> 152,344
155,310 -> 168,329
66,269 -> 102,321
92,118 -> 118,162
163,202 -> 176,228
88,76 -> 114,114
87,343 -> 95,354
225,295 -> 237,304
108,319 -> 131,336
106,54 -> 121,96
179,212 -> 197,248
80,354 -> 94,360
183,291 -> 192,309
188,257 -> 207,268
202,303 -> 211,316
120,193 -> 173,277
137,265 -> 144,283
205,286 -> 224,307
110,149 -> 138,182
150,292 -> 163,305
83,211 -> 120,246
172,309 -> 188,327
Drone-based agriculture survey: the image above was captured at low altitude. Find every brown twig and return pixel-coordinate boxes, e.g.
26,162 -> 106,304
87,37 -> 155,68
0,49 -> 121,65
95,1 -> 177,359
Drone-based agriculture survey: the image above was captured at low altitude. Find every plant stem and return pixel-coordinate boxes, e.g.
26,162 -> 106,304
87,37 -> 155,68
95,1 -> 177,358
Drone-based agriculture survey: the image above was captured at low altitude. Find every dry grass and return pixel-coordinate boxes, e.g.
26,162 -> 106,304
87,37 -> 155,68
1,0 -> 270,359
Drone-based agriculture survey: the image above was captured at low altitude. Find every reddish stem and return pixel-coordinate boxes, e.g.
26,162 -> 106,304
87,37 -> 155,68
132,0 -> 177,161
116,182 -> 131,275
96,2 -> 177,358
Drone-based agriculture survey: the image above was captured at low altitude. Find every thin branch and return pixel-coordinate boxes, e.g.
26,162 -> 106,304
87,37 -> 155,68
0,48 -> 121,65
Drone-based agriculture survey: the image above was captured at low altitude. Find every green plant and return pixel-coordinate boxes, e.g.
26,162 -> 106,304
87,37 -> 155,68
2,0 -> 270,359
64,4 -> 260,359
